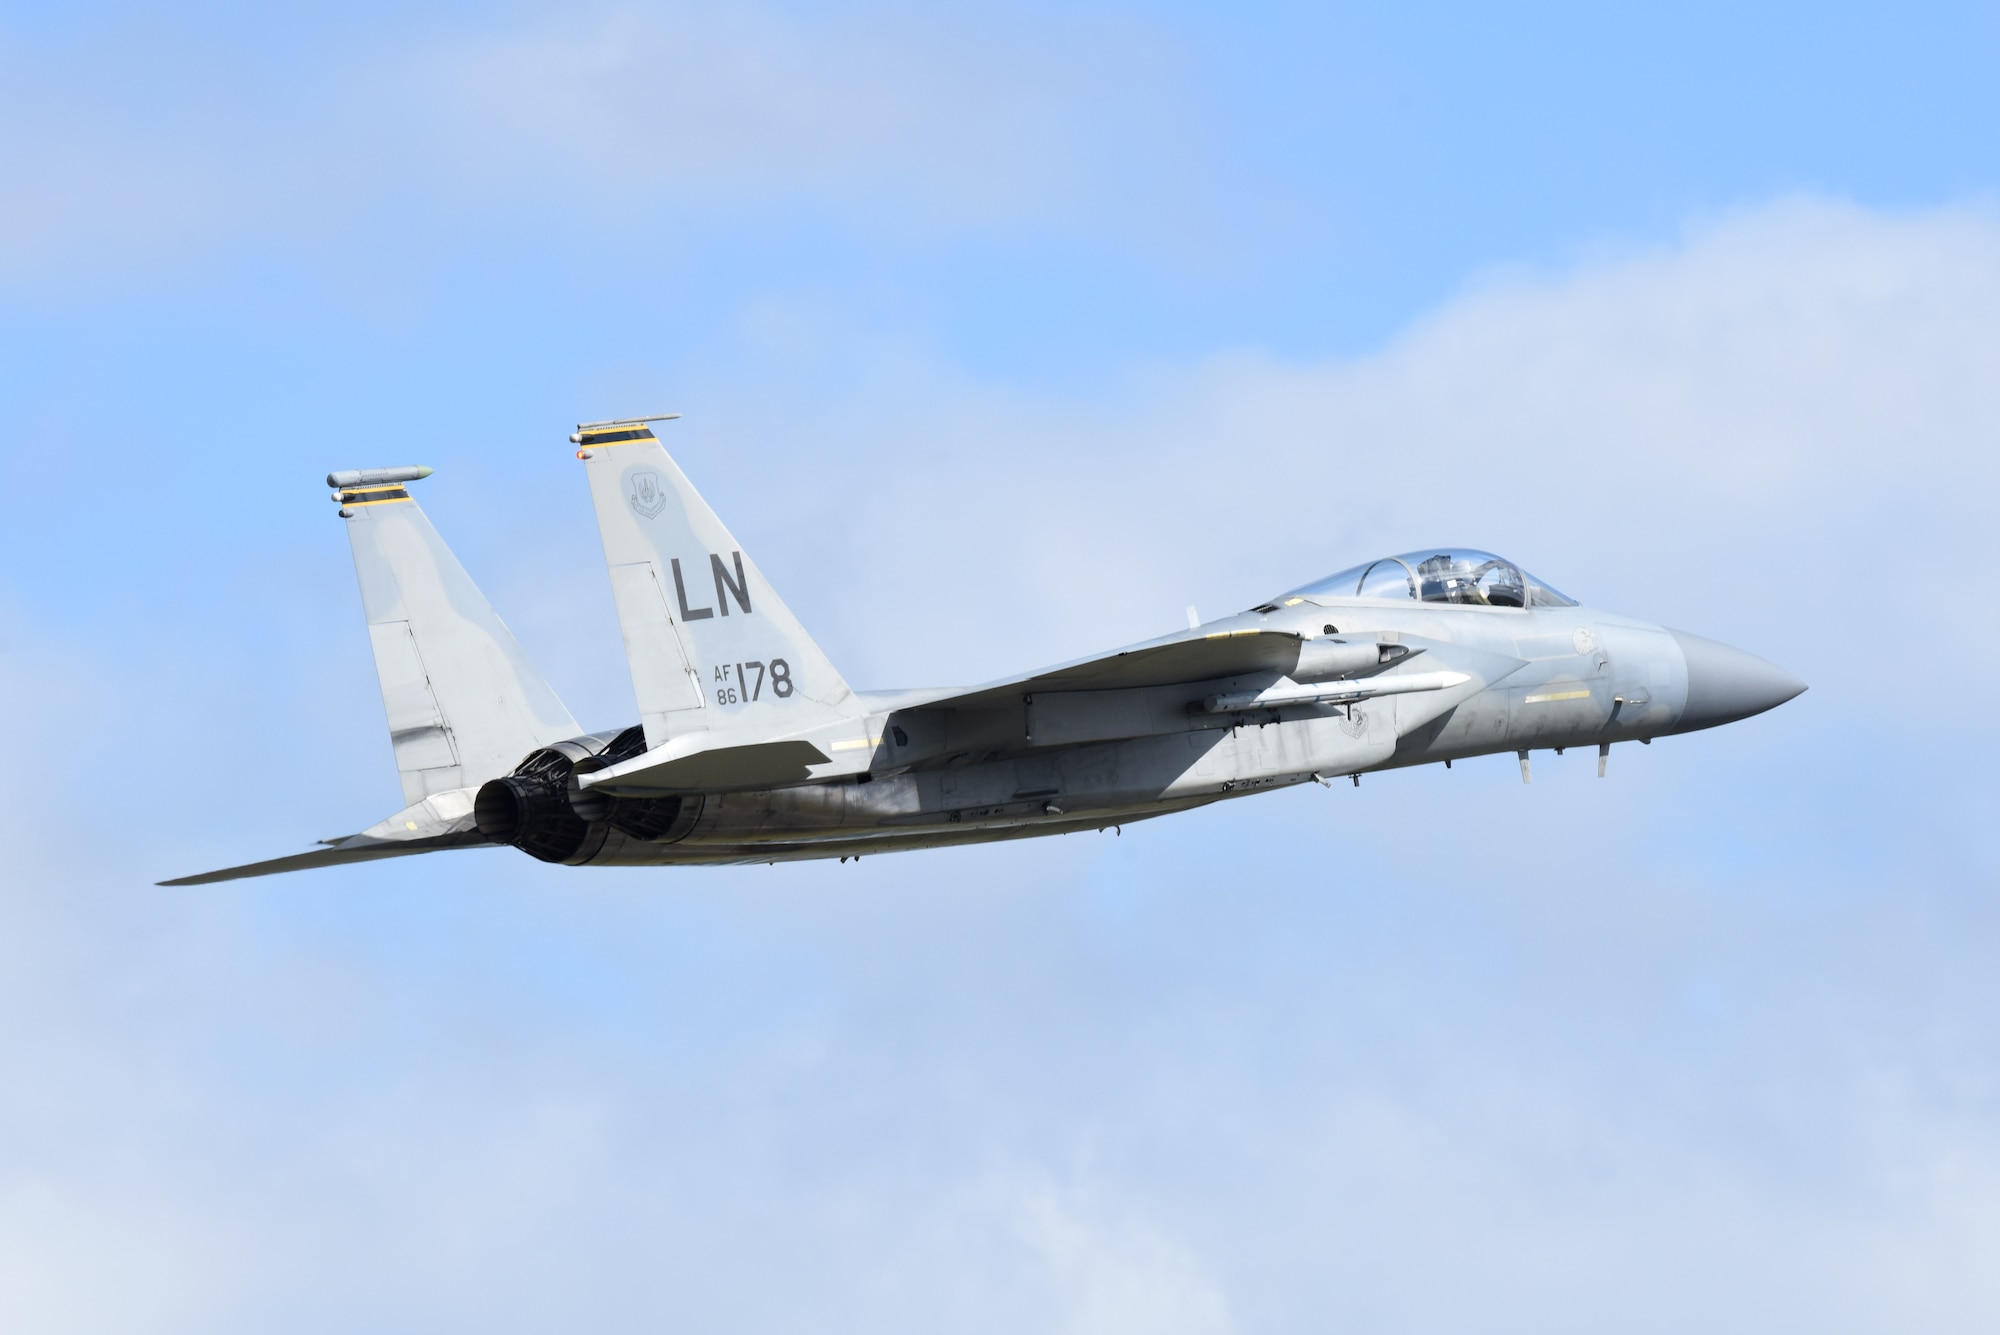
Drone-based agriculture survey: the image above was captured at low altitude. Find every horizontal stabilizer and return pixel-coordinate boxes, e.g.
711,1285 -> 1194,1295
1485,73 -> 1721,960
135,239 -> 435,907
158,830 -> 490,886
159,786 -> 490,886
581,736 -> 838,796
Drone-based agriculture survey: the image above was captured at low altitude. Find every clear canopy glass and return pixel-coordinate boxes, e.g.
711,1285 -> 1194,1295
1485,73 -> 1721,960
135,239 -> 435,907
1278,549 -> 1575,609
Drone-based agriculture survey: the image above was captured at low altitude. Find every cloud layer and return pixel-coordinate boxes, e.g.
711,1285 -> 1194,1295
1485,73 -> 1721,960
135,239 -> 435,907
0,4 -> 1180,281
4,195 -> 1998,1332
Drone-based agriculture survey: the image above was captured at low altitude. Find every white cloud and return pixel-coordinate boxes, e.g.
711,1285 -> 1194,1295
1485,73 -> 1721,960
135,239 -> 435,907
735,197 -> 2000,701
5,198 -> 2000,1332
0,4 -> 1181,280
1004,1174 -> 1236,1335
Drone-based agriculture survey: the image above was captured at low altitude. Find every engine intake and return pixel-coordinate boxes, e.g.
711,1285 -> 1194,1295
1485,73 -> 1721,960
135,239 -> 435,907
1293,637 -> 1416,682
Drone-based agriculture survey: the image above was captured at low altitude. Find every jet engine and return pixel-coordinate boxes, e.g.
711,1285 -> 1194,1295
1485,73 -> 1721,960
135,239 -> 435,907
474,726 -> 695,863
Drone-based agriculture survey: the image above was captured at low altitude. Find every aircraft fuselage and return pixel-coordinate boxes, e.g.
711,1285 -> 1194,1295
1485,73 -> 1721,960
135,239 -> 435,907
163,441 -> 1804,887
509,597 -> 1793,868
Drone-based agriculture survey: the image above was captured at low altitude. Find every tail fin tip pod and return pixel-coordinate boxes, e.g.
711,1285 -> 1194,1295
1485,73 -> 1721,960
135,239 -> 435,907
575,416 -> 860,749
335,464 -> 581,805
329,465 -> 433,490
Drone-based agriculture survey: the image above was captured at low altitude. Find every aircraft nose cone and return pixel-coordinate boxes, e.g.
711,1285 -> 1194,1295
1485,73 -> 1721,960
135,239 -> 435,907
1669,630 -> 1807,732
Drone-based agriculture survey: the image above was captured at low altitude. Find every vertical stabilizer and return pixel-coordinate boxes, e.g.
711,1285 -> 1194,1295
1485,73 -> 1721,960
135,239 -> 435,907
574,419 -> 859,749
335,467 -> 580,804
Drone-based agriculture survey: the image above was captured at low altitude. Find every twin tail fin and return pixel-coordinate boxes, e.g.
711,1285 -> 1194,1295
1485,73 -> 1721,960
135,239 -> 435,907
336,466 -> 580,804
163,423 -> 859,885
160,465 -> 581,885
574,418 -> 860,750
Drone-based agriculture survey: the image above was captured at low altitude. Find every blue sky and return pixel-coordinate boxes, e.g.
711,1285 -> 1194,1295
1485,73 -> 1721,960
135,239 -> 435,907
4,3 -> 1999,1331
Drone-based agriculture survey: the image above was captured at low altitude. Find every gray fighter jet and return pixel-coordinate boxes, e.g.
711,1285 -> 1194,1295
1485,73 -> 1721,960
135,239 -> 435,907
163,417 -> 1806,884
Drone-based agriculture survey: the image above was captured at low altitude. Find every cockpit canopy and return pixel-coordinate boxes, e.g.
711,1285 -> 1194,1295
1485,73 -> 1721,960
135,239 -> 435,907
1277,549 -> 1575,609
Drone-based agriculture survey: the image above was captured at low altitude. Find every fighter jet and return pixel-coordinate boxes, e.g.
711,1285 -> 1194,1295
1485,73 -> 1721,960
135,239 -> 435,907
162,416 -> 1806,884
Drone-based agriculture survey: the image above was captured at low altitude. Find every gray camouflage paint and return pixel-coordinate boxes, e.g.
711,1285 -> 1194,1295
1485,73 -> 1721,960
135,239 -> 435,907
161,428 -> 1804,885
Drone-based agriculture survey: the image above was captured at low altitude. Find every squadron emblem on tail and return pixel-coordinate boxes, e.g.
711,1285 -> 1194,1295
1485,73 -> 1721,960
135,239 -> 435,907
625,469 -> 667,519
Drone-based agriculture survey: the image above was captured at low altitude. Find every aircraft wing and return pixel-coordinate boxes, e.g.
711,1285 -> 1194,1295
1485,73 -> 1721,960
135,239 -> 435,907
866,623 -> 1525,764
577,628 -> 1315,796
581,619 -> 1531,797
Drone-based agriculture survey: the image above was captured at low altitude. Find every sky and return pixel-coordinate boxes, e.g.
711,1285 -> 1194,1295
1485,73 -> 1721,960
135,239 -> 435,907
3,2 -> 1999,1331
